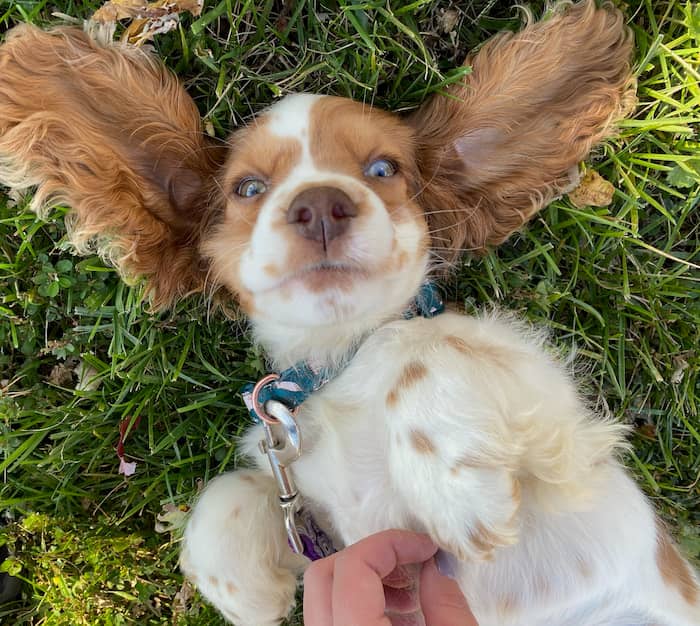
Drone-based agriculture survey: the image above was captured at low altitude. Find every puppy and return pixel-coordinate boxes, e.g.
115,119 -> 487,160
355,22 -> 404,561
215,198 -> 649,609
1,2 -> 698,625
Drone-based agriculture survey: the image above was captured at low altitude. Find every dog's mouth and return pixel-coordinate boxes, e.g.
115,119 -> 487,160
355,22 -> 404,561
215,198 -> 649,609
265,261 -> 370,294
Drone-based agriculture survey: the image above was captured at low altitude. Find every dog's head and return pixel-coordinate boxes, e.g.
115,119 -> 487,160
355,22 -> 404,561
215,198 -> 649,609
0,1 -> 633,353
205,94 -> 428,330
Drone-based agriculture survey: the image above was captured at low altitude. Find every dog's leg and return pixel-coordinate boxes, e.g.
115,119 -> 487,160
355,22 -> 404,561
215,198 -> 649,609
181,469 -> 307,626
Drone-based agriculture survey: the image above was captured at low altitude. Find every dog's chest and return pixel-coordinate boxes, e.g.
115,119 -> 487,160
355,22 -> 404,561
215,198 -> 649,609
289,320 -> 429,546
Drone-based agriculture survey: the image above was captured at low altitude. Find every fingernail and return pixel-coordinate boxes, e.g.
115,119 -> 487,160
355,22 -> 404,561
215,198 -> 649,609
435,549 -> 458,579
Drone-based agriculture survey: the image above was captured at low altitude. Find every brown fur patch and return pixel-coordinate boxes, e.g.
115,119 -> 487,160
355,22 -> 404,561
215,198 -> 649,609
444,335 -> 512,369
0,25 -> 227,310
386,361 -> 428,407
511,478 -> 522,508
207,575 -> 219,587
656,520 -> 699,605
409,0 -> 634,263
468,521 -> 498,556
225,581 -> 238,595
204,132 -> 302,311
409,429 -> 437,455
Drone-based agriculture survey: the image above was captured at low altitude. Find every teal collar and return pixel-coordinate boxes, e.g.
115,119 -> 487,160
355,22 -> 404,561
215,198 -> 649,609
242,281 -> 445,423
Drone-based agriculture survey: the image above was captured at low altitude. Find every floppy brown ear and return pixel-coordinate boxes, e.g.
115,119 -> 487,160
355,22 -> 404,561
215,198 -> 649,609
0,25 -> 227,309
410,0 -> 635,263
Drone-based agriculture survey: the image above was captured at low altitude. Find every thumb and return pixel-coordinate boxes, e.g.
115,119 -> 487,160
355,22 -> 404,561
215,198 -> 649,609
419,558 -> 478,626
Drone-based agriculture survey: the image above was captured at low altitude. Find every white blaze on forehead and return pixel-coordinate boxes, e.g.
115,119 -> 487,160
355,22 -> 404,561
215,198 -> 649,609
265,94 -> 325,163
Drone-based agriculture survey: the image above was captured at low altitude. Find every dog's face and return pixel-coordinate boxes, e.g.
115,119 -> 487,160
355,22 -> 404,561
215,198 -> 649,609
0,13 -> 633,319
204,94 -> 430,328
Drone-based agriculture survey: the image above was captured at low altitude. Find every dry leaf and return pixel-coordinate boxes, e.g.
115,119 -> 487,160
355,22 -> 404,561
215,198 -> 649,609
155,503 -> 190,533
173,580 -> 195,615
90,0 -> 203,45
48,362 -> 74,387
568,169 -> 615,208
439,9 -> 460,34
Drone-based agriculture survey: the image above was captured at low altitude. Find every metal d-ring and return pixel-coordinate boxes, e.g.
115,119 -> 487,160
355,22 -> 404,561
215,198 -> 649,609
251,373 -> 281,425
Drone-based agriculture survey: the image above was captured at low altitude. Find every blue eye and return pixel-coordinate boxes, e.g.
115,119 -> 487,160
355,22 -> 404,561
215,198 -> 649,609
364,159 -> 396,178
236,178 -> 268,198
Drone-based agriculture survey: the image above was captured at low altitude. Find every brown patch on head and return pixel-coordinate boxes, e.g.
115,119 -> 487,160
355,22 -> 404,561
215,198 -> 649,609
309,96 -> 421,222
202,128 -> 302,311
656,520 -> 699,605
409,429 -> 437,455
386,361 -> 429,407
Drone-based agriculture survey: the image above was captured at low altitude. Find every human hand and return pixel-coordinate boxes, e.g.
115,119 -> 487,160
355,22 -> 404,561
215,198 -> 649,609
303,529 -> 478,625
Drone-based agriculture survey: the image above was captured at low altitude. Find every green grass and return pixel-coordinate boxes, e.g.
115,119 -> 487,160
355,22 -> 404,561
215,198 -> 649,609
0,0 -> 698,624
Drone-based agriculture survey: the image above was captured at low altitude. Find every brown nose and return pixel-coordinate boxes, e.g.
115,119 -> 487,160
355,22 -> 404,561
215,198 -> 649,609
287,187 -> 358,249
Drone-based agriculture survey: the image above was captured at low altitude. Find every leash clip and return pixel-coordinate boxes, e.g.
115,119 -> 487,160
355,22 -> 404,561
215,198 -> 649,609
256,398 -> 305,555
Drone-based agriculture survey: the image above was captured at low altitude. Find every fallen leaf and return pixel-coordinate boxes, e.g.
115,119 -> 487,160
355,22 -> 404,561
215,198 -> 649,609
173,579 -> 195,615
48,362 -> 74,387
155,503 -> 190,533
439,9 -> 460,34
89,0 -> 204,45
568,169 -> 615,208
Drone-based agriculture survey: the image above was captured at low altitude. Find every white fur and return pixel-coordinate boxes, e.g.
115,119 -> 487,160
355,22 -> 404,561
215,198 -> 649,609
182,99 -> 700,626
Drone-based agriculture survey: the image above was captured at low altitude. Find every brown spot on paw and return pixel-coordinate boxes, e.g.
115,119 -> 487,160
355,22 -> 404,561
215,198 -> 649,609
656,519 -> 699,605
386,361 -> 428,407
410,429 -> 436,455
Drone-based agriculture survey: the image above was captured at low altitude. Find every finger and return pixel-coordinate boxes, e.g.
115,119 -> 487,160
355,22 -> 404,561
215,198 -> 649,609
332,530 -> 437,626
384,564 -> 421,614
420,558 -> 478,626
303,557 -> 336,626
389,611 -> 426,626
